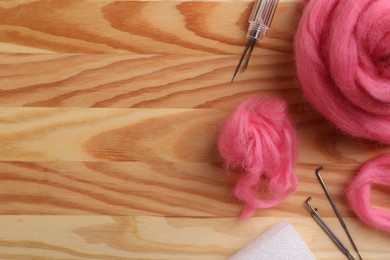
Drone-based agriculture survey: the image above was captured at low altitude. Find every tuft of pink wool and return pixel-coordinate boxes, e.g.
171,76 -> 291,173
217,97 -> 299,220
295,0 -> 390,144
346,154 -> 390,233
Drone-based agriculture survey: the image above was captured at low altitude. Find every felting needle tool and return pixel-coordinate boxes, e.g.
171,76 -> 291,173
231,0 -> 279,82
315,166 -> 363,260
306,197 -> 355,260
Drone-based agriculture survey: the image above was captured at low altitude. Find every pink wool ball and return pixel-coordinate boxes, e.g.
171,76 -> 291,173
295,0 -> 390,144
347,154 -> 390,233
218,97 -> 299,219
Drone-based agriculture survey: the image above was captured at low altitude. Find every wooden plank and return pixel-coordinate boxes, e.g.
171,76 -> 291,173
0,161 -> 389,217
0,216 -> 389,260
0,160 -> 236,216
0,107 -> 388,163
0,1 -> 301,54
0,53 -> 296,108
0,108 -> 225,162
0,161 -> 364,216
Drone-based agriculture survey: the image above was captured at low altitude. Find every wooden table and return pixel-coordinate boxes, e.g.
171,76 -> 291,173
0,0 -> 389,259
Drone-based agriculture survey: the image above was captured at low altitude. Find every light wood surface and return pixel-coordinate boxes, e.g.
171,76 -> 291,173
1,0 -> 389,259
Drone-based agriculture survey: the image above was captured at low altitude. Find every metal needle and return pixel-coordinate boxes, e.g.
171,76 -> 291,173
306,197 -> 355,260
315,166 -> 363,260
231,0 -> 279,82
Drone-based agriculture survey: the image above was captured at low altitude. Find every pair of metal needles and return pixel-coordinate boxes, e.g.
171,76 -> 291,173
232,0 -> 279,82
307,166 -> 362,260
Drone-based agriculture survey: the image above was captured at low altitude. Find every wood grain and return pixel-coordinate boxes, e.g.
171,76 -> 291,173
0,161 -> 373,217
1,216 -> 389,260
1,0 -> 390,259
0,107 -> 388,164
0,1 -> 301,54
0,53 -> 296,108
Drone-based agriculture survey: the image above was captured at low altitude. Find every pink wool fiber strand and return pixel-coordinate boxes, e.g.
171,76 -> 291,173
217,98 -> 299,220
295,0 -> 390,144
346,154 -> 390,233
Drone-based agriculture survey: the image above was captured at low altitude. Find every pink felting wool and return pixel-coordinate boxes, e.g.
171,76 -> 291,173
217,97 -> 299,220
346,154 -> 390,233
295,0 -> 390,144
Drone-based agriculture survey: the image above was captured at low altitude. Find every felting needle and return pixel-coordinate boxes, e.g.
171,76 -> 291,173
306,197 -> 355,260
315,166 -> 363,260
231,0 -> 279,82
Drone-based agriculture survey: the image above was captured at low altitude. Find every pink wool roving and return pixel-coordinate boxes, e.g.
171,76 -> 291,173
346,154 -> 390,233
295,0 -> 390,144
217,97 -> 299,220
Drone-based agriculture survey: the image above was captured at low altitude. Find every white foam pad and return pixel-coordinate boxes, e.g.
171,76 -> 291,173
229,221 -> 316,260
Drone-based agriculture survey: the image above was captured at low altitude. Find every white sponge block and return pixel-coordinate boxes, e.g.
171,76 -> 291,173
229,221 -> 316,260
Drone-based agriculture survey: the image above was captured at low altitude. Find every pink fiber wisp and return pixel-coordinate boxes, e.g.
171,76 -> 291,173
346,154 -> 390,233
217,97 -> 299,220
295,0 -> 390,144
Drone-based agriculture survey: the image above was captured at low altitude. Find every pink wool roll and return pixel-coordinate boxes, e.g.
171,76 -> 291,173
295,0 -> 390,144
217,97 -> 299,219
346,154 -> 390,233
